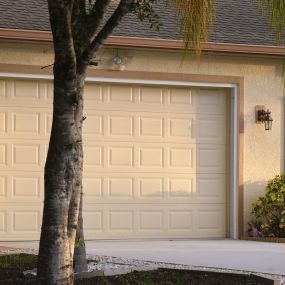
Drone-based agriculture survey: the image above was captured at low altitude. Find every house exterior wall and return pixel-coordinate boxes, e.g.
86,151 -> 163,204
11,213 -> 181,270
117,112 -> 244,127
0,40 -> 284,234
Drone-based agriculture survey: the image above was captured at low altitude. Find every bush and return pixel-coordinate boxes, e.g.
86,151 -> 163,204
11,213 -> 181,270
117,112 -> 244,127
251,173 -> 285,238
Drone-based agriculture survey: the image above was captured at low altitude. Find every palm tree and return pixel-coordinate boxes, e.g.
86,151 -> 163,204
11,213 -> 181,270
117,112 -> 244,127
259,0 -> 285,43
37,1 -> 216,284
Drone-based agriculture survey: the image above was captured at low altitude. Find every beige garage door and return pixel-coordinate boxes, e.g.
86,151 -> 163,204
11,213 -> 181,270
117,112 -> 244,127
0,78 -> 228,241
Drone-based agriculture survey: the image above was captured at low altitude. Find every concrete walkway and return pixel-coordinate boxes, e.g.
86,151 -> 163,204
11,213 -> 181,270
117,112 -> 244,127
1,239 -> 284,276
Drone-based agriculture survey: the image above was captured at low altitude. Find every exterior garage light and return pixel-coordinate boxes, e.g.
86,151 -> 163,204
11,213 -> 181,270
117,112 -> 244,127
113,49 -> 123,65
112,49 -> 133,70
256,106 -> 273,131
113,55 -> 123,65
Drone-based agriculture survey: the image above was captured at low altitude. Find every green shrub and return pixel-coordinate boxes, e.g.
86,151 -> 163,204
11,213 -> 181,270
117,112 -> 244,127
251,173 -> 285,238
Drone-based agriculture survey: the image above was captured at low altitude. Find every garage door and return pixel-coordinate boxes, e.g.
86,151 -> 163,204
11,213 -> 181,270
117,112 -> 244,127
0,78 -> 228,241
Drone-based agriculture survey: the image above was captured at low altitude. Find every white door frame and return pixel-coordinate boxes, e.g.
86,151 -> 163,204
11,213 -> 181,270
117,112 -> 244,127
0,72 -> 239,239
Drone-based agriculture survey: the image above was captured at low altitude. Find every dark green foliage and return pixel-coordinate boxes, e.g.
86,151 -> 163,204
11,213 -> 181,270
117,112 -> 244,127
75,237 -> 85,248
131,0 -> 162,31
251,173 -> 285,237
0,254 -> 37,270
0,254 -> 37,285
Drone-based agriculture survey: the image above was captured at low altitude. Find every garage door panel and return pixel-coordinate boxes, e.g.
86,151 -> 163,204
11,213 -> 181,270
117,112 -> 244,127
82,111 -> 224,145
0,205 -> 42,240
168,177 -> 193,197
196,116 -> 226,143
195,174 -> 227,202
139,177 -> 164,198
84,143 -> 233,173
0,80 -> 5,98
0,111 -> 7,133
168,147 -> 193,168
0,142 -> 46,171
83,205 -> 226,239
0,176 -> 6,199
169,87 -> 192,106
85,85 -> 225,115
0,211 -> 6,233
0,143 -> 7,167
139,86 -> 164,104
109,85 -> 134,103
84,145 -> 104,168
108,115 -> 134,137
0,108 -> 50,139
83,210 -> 103,234
83,176 -> 103,198
0,80 -> 52,108
82,173 -> 225,204
0,172 -> 43,202
12,111 -> 40,134
139,116 -> 164,137
84,84 -> 104,102
108,146 -> 134,167
108,177 -> 134,198
197,146 -> 227,173
11,175 -> 43,201
195,89 -> 226,115
12,144 -> 41,168
196,206 -> 227,236
82,113 -> 104,137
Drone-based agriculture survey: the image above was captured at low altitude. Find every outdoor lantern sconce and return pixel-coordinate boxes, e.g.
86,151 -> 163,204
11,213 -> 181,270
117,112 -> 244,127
112,49 -> 133,70
255,105 -> 273,131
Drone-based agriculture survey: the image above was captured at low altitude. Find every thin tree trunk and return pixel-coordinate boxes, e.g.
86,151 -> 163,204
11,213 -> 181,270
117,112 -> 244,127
37,67 -> 86,285
74,190 -> 88,273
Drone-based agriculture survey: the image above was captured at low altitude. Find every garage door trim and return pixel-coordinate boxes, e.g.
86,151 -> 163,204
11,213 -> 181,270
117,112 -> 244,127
0,71 -> 240,239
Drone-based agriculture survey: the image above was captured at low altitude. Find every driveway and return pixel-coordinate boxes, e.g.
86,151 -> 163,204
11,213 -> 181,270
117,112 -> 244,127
1,239 -> 284,276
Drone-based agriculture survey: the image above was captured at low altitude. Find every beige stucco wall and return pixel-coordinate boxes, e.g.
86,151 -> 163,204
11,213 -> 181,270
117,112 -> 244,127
0,40 -> 284,233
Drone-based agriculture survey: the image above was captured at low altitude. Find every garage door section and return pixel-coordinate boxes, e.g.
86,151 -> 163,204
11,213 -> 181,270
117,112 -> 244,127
0,78 -> 228,241
82,83 -> 228,239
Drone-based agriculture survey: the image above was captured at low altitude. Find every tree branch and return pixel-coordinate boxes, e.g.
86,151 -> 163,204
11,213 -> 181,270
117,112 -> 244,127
71,0 -> 112,61
72,0 -> 87,57
79,0 -> 134,65
48,0 -> 77,78
72,0 -> 86,28
48,1 -> 75,58
90,0 -> 111,32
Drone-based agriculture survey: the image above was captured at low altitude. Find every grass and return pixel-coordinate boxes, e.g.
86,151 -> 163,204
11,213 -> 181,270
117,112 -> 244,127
0,254 -> 274,285
0,254 -> 37,269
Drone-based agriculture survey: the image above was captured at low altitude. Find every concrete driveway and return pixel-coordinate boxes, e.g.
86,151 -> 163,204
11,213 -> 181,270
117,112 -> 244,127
1,239 -> 285,276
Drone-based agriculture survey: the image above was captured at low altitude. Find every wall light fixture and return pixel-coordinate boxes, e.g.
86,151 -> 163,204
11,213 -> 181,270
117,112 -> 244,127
255,105 -> 273,131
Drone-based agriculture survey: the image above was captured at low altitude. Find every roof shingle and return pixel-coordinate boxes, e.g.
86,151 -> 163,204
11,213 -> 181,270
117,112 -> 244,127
0,0 -> 278,46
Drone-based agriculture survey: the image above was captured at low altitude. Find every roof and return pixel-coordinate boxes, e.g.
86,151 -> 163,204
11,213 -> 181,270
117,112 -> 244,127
0,0 -> 278,46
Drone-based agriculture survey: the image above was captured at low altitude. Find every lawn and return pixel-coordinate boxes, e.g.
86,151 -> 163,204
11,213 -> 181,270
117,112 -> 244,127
0,254 -> 273,285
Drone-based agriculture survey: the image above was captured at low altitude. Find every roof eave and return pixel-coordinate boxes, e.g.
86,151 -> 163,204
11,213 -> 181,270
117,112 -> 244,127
0,28 -> 285,56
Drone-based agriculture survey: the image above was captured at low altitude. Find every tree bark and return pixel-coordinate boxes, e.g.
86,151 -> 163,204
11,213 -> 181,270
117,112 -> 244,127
37,65 -> 86,284
73,190 -> 88,273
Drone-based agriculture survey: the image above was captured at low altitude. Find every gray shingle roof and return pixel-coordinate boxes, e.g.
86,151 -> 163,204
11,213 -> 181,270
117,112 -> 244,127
0,0 -> 278,46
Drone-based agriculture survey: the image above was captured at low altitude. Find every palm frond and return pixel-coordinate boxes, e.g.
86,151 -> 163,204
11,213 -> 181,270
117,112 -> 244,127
170,0 -> 216,54
259,0 -> 285,43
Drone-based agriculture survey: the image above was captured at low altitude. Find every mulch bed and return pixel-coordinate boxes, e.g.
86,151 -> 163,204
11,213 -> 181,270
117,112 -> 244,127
241,236 -> 285,243
0,254 -> 276,285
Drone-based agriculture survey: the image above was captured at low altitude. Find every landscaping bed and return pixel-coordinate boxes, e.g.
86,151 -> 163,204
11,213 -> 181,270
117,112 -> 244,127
241,236 -> 285,243
0,254 -> 281,285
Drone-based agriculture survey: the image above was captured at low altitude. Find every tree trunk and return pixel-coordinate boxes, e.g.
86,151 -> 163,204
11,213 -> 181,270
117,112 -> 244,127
37,65 -> 86,285
73,190 -> 88,273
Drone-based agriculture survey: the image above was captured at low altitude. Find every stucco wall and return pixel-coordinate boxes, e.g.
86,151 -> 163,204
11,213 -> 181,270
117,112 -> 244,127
0,41 -> 284,233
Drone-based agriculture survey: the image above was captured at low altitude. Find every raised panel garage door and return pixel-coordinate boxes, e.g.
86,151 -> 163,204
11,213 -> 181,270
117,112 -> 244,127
0,78 -> 228,241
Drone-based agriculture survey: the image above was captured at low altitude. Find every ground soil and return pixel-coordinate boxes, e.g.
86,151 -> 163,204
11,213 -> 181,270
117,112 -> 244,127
0,254 -> 272,285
